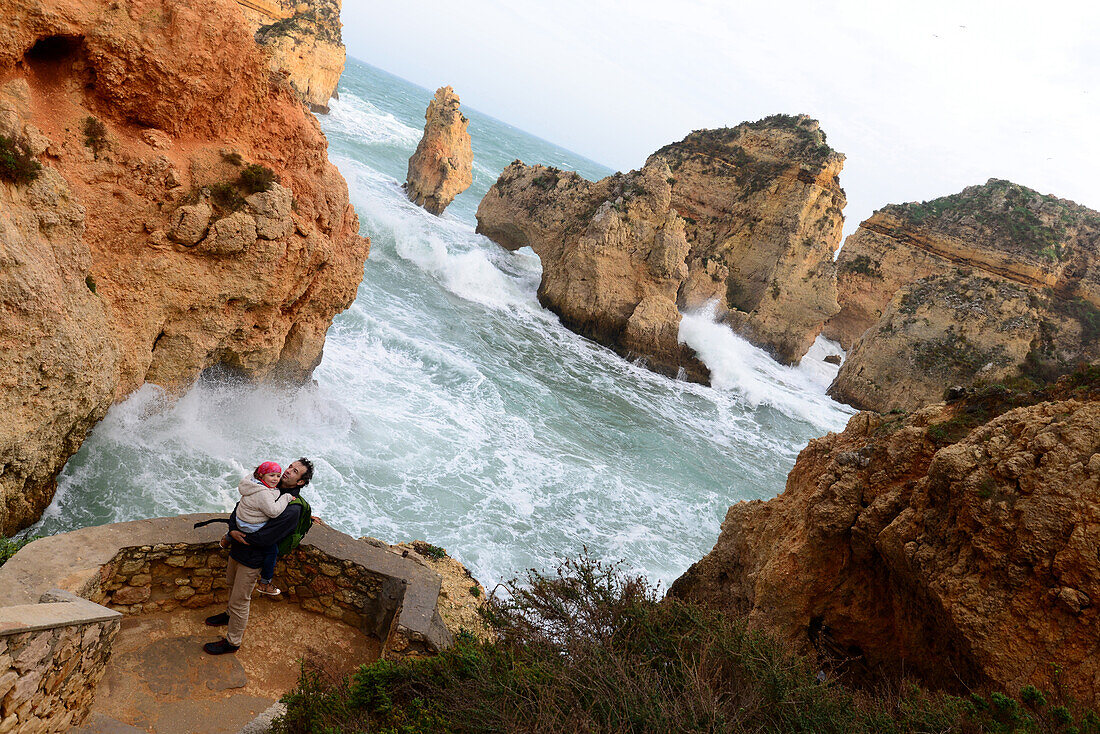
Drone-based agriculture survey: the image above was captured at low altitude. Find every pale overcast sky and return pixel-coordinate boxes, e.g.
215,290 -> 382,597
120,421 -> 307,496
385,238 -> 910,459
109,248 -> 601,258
341,0 -> 1099,234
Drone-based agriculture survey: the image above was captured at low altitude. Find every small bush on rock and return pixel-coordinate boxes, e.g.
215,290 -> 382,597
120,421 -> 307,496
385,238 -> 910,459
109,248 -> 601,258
239,163 -> 278,194
83,116 -> 108,158
0,535 -> 38,567
0,135 -> 42,184
274,552 -> 1036,734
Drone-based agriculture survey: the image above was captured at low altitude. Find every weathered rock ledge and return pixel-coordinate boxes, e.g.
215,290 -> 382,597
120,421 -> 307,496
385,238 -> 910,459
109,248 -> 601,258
824,180 -> 1100,412
237,0 -> 346,112
670,372 -> 1100,704
475,114 -> 846,380
405,86 -> 473,216
0,0 -> 369,534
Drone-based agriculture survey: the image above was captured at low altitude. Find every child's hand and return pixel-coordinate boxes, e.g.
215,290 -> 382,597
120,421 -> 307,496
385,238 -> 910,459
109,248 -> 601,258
219,535 -> 230,549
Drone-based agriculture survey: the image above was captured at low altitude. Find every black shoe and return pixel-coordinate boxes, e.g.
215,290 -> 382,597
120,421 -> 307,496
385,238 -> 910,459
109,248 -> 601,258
203,638 -> 239,655
205,611 -> 229,626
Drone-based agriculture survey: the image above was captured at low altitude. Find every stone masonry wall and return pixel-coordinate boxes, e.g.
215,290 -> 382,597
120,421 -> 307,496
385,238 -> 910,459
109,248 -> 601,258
87,542 -> 395,639
0,591 -> 121,733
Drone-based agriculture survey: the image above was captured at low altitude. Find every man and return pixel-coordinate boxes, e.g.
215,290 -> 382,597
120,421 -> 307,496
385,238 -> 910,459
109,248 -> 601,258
202,457 -> 314,654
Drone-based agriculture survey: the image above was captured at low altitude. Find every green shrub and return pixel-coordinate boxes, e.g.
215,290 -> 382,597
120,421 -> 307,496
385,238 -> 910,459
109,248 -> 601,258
83,116 -> 108,158
0,535 -> 38,568
0,135 -> 42,184
238,163 -> 278,194
417,543 -> 446,561
274,553 -> 990,734
209,182 -> 245,214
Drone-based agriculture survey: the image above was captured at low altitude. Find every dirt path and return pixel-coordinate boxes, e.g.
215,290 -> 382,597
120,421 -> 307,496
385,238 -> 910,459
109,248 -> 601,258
76,600 -> 381,733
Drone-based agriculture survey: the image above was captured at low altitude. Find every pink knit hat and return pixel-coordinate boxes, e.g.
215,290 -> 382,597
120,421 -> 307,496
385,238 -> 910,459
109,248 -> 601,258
255,461 -> 282,478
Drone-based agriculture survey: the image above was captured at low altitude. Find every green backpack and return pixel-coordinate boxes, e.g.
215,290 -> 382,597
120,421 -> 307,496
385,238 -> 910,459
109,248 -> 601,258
277,497 -> 313,555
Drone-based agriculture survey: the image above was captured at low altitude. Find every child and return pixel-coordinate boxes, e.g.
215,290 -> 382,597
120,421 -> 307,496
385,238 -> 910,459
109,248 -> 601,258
233,461 -> 293,596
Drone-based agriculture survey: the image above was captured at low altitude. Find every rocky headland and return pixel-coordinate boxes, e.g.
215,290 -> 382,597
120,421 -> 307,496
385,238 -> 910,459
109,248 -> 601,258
0,0 -> 369,535
670,369 -> 1100,704
404,86 -> 473,216
825,180 -> 1100,412
475,114 -> 846,380
237,0 -> 346,113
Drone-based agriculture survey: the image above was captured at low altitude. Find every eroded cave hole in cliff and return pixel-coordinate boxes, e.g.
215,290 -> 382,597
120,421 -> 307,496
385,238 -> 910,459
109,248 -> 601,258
25,34 -> 85,64
23,34 -> 90,89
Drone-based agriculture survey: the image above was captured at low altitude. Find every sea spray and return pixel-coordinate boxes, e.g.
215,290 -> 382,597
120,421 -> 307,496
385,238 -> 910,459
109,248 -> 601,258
30,58 -> 854,590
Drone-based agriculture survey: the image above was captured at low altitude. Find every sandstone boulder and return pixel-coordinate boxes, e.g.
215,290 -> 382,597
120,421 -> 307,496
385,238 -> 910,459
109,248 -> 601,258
197,211 -> 258,255
247,182 -> 294,240
404,86 -> 473,216
824,180 -> 1100,412
0,0 -> 370,534
168,201 -> 213,245
670,375 -> 1100,703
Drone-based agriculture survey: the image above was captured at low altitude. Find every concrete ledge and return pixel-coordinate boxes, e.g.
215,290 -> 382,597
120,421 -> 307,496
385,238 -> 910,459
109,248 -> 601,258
0,589 -> 120,635
0,515 -> 452,655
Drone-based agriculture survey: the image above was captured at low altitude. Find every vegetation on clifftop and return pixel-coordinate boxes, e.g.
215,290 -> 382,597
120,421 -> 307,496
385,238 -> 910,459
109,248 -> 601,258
887,179 -> 1098,261
652,114 -> 836,197
274,552 -> 1100,733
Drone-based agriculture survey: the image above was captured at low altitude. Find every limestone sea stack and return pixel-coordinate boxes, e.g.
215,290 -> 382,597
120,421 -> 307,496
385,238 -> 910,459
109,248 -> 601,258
475,115 -> 846,380
825,180 -> 1100,412
652,116 -> 846,365
0,0 -> 370,534
670,373 -> 1100,704
237,0 -> 347,113
404,86 -> 473,216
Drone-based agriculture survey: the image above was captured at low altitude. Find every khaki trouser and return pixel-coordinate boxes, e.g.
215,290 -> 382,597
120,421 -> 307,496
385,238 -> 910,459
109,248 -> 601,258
226,557 -> 262,647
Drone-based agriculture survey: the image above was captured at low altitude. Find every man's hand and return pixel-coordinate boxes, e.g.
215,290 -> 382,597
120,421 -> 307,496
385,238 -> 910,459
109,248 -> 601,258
229,530 -> 249,545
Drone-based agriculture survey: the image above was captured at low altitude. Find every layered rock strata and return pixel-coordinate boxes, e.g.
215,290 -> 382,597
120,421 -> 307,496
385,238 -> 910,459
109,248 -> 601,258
652,116 -> 846,364
670,374 -> 1100,704
404,86 -> 473,216
477,158 -> 707,381
475,115 -> 845,379
237,0 -> 346,113
0,0 -> 370,534
825,180 -> 1100,412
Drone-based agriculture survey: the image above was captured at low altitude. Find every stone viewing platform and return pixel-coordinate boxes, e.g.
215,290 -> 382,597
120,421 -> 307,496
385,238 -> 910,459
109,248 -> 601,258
0,515 -> 456,732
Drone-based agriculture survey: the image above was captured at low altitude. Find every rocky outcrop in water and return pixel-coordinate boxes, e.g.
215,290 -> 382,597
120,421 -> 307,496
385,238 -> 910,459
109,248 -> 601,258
653,116 -> 846,365
0,0 -> 369,534
670,371 -> 1100,704
237,0 -> 346,113
477,158 -> 708,381
825,180 -> 1100,412
475,115 -> 845,378
404,86 -> 473,216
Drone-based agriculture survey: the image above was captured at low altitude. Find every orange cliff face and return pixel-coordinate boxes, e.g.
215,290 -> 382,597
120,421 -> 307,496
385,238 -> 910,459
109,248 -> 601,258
0,0 -> 369,534
669,375 -> 1100,705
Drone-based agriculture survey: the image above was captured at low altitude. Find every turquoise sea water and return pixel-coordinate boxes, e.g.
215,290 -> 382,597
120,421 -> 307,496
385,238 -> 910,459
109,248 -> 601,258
29,59 -> 854,588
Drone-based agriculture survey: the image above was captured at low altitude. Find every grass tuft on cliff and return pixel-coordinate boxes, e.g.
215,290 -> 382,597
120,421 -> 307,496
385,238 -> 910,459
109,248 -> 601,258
0,134 -> 42,185
0,535 -> 38,568
272,552 -> 1100,734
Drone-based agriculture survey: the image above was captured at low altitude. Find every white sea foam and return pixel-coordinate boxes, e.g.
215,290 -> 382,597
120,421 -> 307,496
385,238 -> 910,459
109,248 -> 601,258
679,305 -> 853,432
325,93 -> 421,147
35,62 -> 856,591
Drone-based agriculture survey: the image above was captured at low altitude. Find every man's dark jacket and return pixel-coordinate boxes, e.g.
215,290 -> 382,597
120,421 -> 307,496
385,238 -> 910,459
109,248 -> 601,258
227,487 -> 301,568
